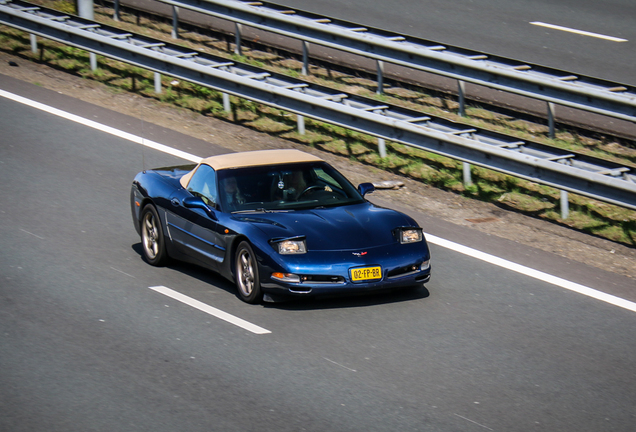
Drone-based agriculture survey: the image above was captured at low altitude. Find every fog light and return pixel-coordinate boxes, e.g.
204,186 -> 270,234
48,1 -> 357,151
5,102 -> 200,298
420,259 -> 431,271
271,272 -> 301,283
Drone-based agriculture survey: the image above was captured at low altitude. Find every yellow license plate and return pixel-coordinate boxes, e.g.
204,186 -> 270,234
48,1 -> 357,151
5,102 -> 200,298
350,266 -> 382,282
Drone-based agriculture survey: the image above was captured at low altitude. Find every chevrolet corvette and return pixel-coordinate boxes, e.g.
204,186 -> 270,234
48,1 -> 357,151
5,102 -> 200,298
130,149 -> 431,303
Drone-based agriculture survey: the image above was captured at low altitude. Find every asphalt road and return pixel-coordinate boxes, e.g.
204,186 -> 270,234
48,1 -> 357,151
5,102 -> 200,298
1,79 -> 636,431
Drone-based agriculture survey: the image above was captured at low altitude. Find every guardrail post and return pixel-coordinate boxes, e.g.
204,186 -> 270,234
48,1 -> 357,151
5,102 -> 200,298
76,0 -> 94,20
113,0 -> 120,21
77,0 -> 95,71
458,80 -> 466,117
154,72 -> 162,94
376,60 -> 384,94
548,102 -> 556,138
560,190 -> 569,219
302,41 -> 309,75
234,23 -> 242,56
297,115 -> 305,135
30,34 -> 37,53
463,162 -> 472,186
171,6 -> 179,39
223,93 -> 231,112
378,137 -> 386,158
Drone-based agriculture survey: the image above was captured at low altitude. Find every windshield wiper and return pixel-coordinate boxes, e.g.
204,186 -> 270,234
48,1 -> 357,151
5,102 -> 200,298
232,208 -> 269,214
232,208 -> 290,214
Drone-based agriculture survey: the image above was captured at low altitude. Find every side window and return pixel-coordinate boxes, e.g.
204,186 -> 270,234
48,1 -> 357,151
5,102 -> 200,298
187,164 -> 217,207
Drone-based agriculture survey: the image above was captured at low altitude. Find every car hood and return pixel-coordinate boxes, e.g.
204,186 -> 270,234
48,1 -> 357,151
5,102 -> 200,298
234,202 -> 415,251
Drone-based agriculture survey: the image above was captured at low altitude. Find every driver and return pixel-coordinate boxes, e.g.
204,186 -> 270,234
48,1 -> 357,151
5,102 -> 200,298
287,170 -> 307,200
222,176 -> 245,210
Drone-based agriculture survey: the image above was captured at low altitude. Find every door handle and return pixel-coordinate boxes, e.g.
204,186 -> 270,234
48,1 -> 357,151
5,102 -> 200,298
171,198 -> 180,206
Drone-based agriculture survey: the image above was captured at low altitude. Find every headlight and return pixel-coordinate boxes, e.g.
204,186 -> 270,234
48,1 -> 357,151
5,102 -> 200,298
399,228 -> 423,244
276,239 -> 307,254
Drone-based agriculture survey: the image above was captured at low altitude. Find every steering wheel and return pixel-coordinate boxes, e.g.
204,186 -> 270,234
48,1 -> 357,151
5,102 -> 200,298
297,185 -> 325,199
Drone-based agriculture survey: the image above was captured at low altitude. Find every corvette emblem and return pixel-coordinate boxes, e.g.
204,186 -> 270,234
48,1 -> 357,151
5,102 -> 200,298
352,251 -> 368,256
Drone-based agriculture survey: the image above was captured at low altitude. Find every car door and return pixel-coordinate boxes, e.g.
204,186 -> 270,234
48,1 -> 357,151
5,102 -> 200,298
165,164 -> 225,269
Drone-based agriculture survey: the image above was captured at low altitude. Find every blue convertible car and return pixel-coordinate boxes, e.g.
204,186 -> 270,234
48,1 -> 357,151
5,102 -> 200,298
131,149 -> 431,303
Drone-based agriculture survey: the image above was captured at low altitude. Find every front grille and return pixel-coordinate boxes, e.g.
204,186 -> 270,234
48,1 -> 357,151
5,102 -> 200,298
300,275 -> 345,284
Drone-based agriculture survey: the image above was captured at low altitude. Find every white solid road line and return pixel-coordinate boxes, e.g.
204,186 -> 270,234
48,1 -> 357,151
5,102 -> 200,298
2,89 -> 635,315
530,22 -> 627,42
150,286 -> 271,334
426,234 -> 636,313
0,89 -> 202,164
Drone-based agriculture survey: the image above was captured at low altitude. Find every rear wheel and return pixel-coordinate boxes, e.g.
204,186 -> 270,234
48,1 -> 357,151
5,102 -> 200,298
140,205 -> 168,266
235,241 -> 262,304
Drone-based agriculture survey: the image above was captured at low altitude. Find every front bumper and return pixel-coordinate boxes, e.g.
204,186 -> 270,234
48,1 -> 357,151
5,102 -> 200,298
261,270 -> 431,297
258,246 -> 431,297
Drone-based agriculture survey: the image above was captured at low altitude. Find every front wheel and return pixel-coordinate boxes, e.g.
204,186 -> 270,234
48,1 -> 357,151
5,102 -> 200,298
235,241 -> 263,304
140,205 -> 168,266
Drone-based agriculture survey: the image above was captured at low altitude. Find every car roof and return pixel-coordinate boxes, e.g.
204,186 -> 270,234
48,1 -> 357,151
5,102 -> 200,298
201,149 -> 323,170
180,149 -> 324,188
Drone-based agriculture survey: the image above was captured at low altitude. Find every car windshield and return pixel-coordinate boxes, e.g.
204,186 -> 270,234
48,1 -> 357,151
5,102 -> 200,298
217,161 -> 365,212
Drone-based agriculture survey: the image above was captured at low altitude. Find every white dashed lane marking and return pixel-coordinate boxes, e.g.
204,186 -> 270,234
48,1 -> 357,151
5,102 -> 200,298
150,286 -> 271,334
530,22 -> 627,42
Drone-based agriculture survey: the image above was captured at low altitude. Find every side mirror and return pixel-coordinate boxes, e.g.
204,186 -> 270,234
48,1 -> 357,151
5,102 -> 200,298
182,196 -> 218,220
357,182 -> 375,197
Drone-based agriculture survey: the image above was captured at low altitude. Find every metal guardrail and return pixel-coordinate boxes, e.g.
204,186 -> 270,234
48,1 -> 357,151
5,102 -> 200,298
154,0 -> 636,124
1,0 -> 635,211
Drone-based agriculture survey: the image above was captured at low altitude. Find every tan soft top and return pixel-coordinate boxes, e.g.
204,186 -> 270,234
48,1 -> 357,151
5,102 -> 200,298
180,149 -> 324,188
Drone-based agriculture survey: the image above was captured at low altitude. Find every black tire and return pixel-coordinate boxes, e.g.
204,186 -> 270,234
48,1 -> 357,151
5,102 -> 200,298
234,241 -> 263,304
140,205 -> 168,266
